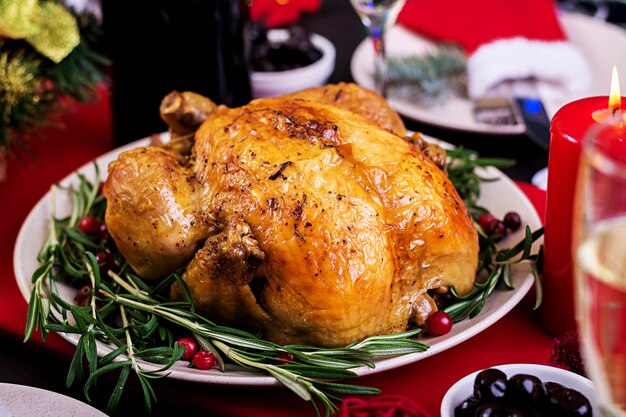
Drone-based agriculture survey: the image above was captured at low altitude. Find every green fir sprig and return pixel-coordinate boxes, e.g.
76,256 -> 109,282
386,46 -> 467,103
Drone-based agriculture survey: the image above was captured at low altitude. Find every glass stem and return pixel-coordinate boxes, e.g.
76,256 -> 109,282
370,26 -> 388,98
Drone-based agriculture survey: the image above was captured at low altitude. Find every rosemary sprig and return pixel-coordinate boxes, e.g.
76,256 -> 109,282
446,147 -> 516,215
443,147 -> 544,322
444,225 -> 544,323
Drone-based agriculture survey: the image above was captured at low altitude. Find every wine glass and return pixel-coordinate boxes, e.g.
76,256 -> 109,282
350,0 -> 407,98
574,116 -> 626,417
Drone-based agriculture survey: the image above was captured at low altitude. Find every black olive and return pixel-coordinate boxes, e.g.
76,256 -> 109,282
544,381 -> 566,393
474,369 -> 508,403
454,396 -> 480,417
506,374 -> 546,405
476,404 -> 525,417
546,387 -> 593,417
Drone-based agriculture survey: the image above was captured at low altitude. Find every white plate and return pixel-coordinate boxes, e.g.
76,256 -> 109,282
440,364 -> 598,417
0,383 -> 108,417
13,138 -> 542,386
351,12 -> 626,134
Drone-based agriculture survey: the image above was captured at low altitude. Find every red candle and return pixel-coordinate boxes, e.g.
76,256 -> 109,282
542,95 -> 624,336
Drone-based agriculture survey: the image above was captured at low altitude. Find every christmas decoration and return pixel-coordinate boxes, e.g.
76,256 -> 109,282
0,0 -> 107,181
250,0 -> 322,28
548,330 -> 586,376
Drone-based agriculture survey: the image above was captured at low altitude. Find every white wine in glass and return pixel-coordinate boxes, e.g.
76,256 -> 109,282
350,0 -> 407,97
575,119 -> 626,417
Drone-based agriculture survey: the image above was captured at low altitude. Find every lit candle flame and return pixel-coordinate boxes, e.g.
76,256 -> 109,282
609,65 -> 621,112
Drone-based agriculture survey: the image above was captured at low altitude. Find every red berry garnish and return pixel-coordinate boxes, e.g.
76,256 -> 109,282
75,284 -> 92,307
477,213 -> 497,233
98,223 -> 109,240
78,216 -> 101,235
426,310 -> 453,335
192,350 -> 216,370
95,251 -> 115,275
176,337 -> 199,361
274,352 -> 294,365
493,221 -> 506,236
503,212 -> 522,232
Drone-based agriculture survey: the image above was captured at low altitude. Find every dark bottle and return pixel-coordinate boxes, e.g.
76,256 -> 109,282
102,0 -> 252,145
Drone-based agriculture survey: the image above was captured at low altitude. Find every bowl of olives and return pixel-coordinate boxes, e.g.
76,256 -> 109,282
440,364 -> 598,417
250,25 -> 336,98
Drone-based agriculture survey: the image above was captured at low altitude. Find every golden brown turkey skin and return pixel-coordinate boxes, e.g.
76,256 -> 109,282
103,146 -> 214,280
283,82 -> 407,137
169,97 -> 479,347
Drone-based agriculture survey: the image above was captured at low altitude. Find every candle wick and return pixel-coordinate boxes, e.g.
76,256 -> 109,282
612,107 -> 621,117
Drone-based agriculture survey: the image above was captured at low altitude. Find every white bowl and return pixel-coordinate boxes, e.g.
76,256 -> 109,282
250,29 -> 336,98
440,363 -> 599,417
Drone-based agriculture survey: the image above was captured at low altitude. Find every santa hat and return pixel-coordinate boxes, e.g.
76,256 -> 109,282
397,0 -> 591,99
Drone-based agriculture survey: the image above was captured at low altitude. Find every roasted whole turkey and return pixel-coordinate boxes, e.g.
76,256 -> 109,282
103,83 -> 479,347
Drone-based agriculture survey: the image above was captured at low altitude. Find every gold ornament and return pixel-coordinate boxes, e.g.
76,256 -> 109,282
0,0 -> 39,39
0,0 -> 79,63
25,2 -> 80,63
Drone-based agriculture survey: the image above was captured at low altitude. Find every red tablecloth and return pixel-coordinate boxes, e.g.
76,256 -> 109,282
0,87 -> 553,417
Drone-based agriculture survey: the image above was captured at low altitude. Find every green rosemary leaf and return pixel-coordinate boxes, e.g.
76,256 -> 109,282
137,373 -> 156,415
24,287 -> 42,342
134,346 -> 178,365
502,264 -> 513,290
86,334 -> 98,376
294,355 -> 370,370
148,270 -> 181,297
193,335 -> 226,371
64,227 -> 102,250
83,360 -> 132,401
95,312 -> 124,348
171,272 -> 196,314
105,364 -> 130,415
99,344 -> 129,367
313,380 -> 381,396
268,368 -> 312,401
67,334 -> 86,388
44,323 -> 79,333
280,365 -> 357,380
360,345 -> 428,356
496,227 -> 544,262
84,251 -> 101,290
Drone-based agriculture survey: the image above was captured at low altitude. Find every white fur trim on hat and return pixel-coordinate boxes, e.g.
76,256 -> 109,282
467,37 -> 592,99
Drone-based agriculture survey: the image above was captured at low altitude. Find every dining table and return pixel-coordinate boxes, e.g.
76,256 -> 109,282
0,2 -> 575,416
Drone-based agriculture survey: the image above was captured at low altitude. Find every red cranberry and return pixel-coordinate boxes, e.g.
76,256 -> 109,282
503,212 -> 522,232
176,337 -> 199,360
98,223 -> 109,240
478,213 -> 498,233
78,216 -> 101,235
75,284 -> 92,307
95,251 -> 115,275
425,310 -> 453,335
493,221 -> 506,236
274,353 -> 294,365
192,350 -> 216,370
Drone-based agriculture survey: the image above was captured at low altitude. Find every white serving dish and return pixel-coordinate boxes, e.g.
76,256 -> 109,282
251,29 -> 336,98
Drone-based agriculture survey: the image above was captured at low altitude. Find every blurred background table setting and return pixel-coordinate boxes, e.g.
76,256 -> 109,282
1,0 -> 625,416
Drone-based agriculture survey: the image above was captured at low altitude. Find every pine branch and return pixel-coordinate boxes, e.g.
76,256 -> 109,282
386,46 -> 467,103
